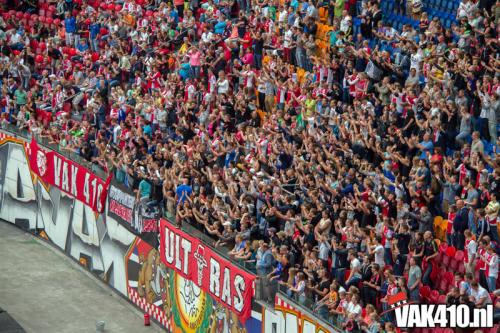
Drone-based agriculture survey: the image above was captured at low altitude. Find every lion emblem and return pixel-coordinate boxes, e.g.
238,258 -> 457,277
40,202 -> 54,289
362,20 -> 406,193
37,150 -> 47,176
137,249 -> 171,318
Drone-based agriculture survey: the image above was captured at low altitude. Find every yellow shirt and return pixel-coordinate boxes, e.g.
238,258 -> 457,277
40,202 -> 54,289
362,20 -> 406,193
486,200 -> 499,220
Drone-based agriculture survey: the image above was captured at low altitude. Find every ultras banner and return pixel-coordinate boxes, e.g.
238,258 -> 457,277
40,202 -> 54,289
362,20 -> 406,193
159,219 -> 255,322
29,140 -> 111,213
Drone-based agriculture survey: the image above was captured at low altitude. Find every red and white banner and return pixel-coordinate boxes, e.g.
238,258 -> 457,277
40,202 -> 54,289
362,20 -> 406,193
159,219 -> 255,322
29,140 -> 111,213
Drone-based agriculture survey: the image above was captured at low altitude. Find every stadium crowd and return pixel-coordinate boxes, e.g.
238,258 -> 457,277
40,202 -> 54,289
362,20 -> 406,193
1,0 -> 500,330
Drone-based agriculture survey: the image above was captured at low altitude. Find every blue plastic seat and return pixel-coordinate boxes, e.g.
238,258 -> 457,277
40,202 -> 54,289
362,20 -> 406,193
446,1 -> 453,13
483,140 -> 494,156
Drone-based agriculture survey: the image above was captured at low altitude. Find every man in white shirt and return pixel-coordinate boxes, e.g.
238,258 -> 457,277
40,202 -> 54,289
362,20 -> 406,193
346,250 -> 362,289
369,236 -> 385,266
486,245 -> 498,292
340,11 -> 352,34
470,281 -> 492,307
410,46 -> 423,73
464,230 -> 477,274
112,119 -> 121,145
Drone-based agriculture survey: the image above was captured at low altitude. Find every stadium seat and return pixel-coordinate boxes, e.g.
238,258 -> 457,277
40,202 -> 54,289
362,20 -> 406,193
445,246 -> 456,258
438,241 -> 448,254
488,326 -> 499,333
431,267 -> 442,285
449,250 -> 464,271
420,285 -> 431,302
457,261 -> 466,274
438,277 -> 449,294
441,246 -> 456,268
429,290 -> 440,303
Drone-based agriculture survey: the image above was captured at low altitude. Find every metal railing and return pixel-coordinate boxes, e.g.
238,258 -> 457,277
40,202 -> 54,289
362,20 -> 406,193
277,283 -> 343,332
0,123 -> 108,179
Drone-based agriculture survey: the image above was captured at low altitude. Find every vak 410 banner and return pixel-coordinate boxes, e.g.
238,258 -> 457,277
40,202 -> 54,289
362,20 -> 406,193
29,140 -> 111,213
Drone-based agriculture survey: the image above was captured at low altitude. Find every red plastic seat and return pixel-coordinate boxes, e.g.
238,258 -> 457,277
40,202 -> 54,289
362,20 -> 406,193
449,258 -> 458,271
434,252 -> 442,265
431,267 -> 442,285
450,250 -> 464,271
444,271 -> 454,284
441,254 -> 451,268
344,269 -> 351,282
457,261 -> 466,274
420,285 -> 431,302
445,246 -> 456,258
454,250 -> 464,261
429,290 -> 440,303
438,278 -> 448,293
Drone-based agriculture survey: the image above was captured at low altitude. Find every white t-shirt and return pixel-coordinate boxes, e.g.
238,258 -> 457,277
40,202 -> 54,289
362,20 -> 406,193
487,253 -> 498,278
340,17 -> 351,33
374,244 -> 385,266
346,302 -> 362,316
350,257 -> 362,278
471,286 -> 492,305
217,79 -> 229,94
284,29 -> 293,48
465,239 -> 477,264
112,125 -> 121,144
410,52 -> 423,72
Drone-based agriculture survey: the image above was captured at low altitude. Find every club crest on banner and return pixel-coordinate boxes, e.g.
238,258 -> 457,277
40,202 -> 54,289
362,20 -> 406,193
36,150 -> 47,176
194,245 -> 208,287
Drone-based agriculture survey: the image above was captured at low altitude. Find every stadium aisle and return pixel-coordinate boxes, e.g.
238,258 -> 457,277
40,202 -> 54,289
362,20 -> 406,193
0,222 -> 162,333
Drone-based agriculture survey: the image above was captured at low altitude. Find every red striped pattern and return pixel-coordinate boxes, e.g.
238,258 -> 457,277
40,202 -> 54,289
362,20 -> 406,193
127,287 -> 171,329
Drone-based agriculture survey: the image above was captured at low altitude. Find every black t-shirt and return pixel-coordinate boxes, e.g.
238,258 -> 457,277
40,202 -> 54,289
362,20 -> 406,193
395,232 -> 411,255
423,240 -> 437,257
316,279 -> 330,300
447,295 -> 461,306
214,58 -> 227,75
335,248 -> 349,269
361,210 -> 377,228
304,230 -> 316,247
254,37 -> 264,55
48,48 -> 62,60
